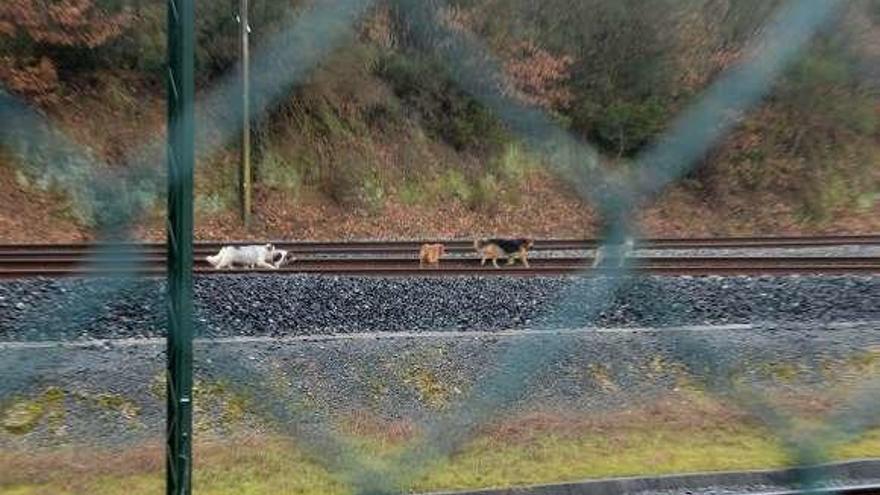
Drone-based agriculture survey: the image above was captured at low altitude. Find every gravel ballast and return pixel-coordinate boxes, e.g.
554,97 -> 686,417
1,275 -> 879,341
5,321 -> 880,447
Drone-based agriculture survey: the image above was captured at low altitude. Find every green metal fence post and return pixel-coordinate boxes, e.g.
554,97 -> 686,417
166,0 -> 195,493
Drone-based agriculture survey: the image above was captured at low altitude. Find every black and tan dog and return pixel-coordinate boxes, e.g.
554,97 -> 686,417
473,238 -> 534,268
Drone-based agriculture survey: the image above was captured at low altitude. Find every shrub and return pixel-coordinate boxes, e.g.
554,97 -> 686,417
0,0 -> 132,102
196,192 -> 231,216
360,170 -> 385,213
434,168 -> 471,203
468,172 -> 501,213
376,51 -> 508,153
492,142 -> 532,182
398,180 -> 426,205
259,149 -> 302,196
575,98 -> 667,157
320,149 -> 385,212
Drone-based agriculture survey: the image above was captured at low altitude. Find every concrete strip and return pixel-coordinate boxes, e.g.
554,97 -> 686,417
425,459 -> 880,495
2,319 -> 878,350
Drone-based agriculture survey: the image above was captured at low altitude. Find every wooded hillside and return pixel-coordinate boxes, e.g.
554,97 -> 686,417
1,0 -> 879,240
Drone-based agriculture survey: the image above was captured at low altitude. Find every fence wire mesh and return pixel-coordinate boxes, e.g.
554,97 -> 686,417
1,0 -> 879,494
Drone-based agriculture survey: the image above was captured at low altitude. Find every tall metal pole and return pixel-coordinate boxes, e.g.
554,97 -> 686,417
166,0 -> 194,492
239,0 -> 252,227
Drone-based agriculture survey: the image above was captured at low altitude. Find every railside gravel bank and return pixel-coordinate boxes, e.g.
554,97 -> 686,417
1,275 -> 878,341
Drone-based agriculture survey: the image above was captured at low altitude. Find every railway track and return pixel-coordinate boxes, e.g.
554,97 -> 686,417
1,234 -> 879,256
0,236 -> 878,277
0,256 -> 878,277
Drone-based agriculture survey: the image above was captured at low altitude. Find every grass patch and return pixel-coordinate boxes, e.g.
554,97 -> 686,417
416,425 -> 788,491
4,403 -> 880,495
397,180 -> 427,206
258,148 -> 302,197
493,143 -> 533,183
433,168 -> 472,204
0,440 -> 343,495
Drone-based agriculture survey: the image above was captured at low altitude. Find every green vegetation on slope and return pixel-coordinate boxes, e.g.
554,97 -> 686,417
1,0 -> 879,234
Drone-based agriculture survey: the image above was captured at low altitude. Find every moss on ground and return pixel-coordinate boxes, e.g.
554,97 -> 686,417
1,387 -> 148,437
3,360 -> 880,495
1,387 -> 65,435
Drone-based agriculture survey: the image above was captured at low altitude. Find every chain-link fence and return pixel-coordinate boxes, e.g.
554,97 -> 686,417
2,0 -> 880,494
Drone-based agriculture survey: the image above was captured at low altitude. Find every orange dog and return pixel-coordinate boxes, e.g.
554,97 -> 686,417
419,243 -> 446,267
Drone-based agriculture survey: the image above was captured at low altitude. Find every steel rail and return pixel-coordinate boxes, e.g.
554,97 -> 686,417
0,256 -> 877,266
0,235 -> 878,255
0,256 -> 876,278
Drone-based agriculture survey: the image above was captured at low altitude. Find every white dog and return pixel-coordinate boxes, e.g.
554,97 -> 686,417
205,243 -> 292,270
592,237 -> 634,268
270,248 -> 295,267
